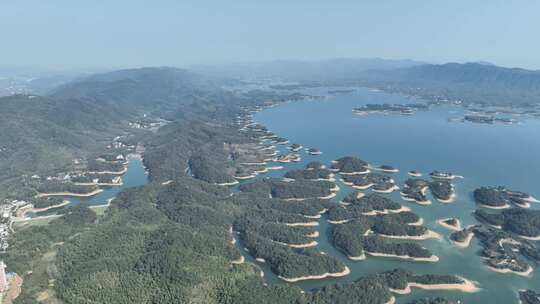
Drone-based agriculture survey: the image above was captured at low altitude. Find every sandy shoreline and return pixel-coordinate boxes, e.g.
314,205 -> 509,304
217,180 -> 239,186
285,221 -> 319,227
379,229 -> 441,240
477,203 -> 510,209
400,193 -> 432,205
389,277 -> 479,294
36,188 -> 104,198
231,256 -> 245,265
347,252 -> 367,261
519,234 -> 540,241
306,231 -> 320,238
339,169 -> 371,175
487,265 -> 533,277
367,251 -> 439,262
368,165 -> 399,173
408,217 -> 424,226
437,192 -> 457,203
452,232 -> 475,248
362,206 -> 411,216
372,185 -> 400,193
234,174 -> 257,180
276,240 -> 318,248
88,166 -> 128,175
20,200 -> 71,218
278,266 -> 351,282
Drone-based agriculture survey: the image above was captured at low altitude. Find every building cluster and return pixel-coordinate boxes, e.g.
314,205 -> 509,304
0,200 -> 30,252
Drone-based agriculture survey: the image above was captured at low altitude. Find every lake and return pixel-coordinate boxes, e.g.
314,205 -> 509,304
33,155 -> 148,217
250,87 -> 540,303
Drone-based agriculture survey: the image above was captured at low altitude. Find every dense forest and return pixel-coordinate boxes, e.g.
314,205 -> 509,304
1,67 -> 464,304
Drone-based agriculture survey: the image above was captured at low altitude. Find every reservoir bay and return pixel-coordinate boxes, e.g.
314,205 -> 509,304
250,87 -> 540,303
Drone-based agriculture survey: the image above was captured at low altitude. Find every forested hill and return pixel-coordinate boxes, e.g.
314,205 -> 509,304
0,67 -> 236,199
51,67 -> 230,117
357,62 -> 540,106
0,94 -> 129,196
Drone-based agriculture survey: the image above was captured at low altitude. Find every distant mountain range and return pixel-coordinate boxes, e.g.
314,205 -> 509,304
356,62 -> 540,106
193,59 -> 540,106
192,58 -> 424,81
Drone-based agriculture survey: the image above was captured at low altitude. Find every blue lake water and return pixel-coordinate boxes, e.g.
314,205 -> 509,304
34,157 -> 148,216
250,87 -> 540,303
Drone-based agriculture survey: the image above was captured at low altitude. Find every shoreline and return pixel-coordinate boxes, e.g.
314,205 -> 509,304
276,240 -> 318,248
486,265 -> 533,277
87,166 -> 128,175
367,251 -> 439,262
379,229 -> 441,240
285,221 -> 319,227
347,252 -> 367,261
217,180 -> 239,186
400,193 -> 432,205
451,232 -> 474,248
36,188 -> 104,198
231,255 -> 245,265
436,192 -> 457,203
389,277 -> 479,294
408,217 -> 424,226
278,266 -> 351,283
477,203 -> 511,210
518,234 -> 540,241
20,200 -> 71,218
372,185 -> 400,194
362,206 -> 411,216
368,165 -> 399,173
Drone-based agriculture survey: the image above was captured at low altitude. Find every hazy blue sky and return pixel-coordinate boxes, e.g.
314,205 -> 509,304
1,0 -> 539,69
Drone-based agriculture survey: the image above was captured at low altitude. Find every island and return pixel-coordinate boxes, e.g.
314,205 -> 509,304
472,226 -> 535,276
330,193 -> 409,222
341,173 -> 395,191
429,180 -> 456,203
437,218 -> 461,231
474,186 -> 538,209
401,179 -> 431,205
308,268 -> 475,304
307,148 -> 323,155
519,290 -> 540,304
284,165 -> 334,181
238,177 -> 338,200
429,171 -> 463,180
306,161 -> 326,170
331,156 -> 370,175
241,233 -> 349,282
352,103 -> 426,116
373,165 -> 399,173
449,226 -> 476,248
289,143 -> 302,152
407,298 -> 458,304
331,219 -> 437,262
408,170 -> 422,177
462,113 -> 517,125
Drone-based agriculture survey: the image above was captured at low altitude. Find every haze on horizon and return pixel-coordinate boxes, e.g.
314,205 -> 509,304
2,0 -> 540,70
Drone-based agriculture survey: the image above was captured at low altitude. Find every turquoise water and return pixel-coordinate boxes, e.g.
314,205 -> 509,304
34,157 -> 148,216
251,88 -> 540,303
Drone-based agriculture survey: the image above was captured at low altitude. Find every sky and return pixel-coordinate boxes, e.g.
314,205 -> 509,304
1,0 -> 540,70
